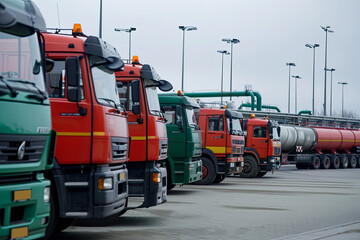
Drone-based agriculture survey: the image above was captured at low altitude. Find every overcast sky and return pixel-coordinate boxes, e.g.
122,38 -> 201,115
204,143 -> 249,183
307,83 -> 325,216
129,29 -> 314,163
33,0 -> 360,117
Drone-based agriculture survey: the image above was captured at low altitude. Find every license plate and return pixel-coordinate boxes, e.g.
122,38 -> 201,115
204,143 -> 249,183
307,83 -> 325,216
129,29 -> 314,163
13,189 -> 31,202
11,227 -> 28,239
230,163 -> 235,168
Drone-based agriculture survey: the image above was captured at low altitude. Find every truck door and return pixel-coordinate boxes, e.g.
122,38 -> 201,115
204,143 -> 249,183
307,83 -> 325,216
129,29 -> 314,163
46,56 -> 92,164
206,115 -> 227,155
118,80 -> 147,162
162,105 -> 186,159
251,126 -> 268,160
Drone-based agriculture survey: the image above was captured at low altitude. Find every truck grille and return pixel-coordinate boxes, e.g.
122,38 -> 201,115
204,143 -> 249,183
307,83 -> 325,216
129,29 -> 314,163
111,137 -> 128,161
274,147 -> 281,156
232,139 -> 244,145
159,139 -> 168,158
0,135 -> 47,164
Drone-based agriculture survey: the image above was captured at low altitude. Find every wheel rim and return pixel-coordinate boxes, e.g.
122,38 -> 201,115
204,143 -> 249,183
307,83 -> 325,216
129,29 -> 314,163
343,157 -> 348,167
243,161 -> 252,174
335,157 -> 340,167
202,165 -> 208,179
351,156 -> 356,167
314,158 -> 320,167
325,158 -> 330,168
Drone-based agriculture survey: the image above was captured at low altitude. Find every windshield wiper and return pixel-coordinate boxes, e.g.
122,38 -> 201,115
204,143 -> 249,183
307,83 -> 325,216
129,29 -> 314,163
98,97 -> 119,110
7,79 -> 47,101
0,76 -> 18,97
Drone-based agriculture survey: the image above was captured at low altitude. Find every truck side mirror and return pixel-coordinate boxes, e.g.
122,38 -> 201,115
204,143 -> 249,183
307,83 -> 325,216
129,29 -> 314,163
131,80 -> 141,115
175,105 -> 183,128
66,57 -> 81,102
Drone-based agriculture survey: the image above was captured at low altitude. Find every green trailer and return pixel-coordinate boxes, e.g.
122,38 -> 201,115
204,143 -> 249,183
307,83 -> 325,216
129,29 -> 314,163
159,93 -> 202,190
0,1 -> 56,239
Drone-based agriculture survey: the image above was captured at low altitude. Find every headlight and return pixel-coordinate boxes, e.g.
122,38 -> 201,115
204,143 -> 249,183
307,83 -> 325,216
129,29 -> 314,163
98,177 -> 113,190
44,187 -> 50,203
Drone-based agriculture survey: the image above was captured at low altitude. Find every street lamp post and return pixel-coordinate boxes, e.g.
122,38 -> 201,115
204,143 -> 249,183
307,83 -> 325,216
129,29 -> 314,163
338,82 -> 348,117
292,75 -> 301,114
286,62 -> 296,113
222,38 -> 240,101
99,0 -> 102,38
179,26 -> 197,92
305,44 -> 320,115
321,26 -> 334,116
217,50 -> 230,105
114,27 -> 136,61
325,68 -> 335,116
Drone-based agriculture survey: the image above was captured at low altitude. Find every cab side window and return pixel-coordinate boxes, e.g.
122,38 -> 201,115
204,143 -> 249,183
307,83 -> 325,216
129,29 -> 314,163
253,126 -> 267,138
208,115 -> 224,131
45,59 -> 84,99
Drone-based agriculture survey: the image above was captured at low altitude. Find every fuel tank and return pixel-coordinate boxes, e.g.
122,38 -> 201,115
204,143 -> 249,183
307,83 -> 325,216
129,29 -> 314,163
313,128 -> 357,152
280,125 -> 360,153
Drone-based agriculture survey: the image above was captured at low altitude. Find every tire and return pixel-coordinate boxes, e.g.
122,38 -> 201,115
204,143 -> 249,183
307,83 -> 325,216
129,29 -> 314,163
296,163 -> 307,169
310,155 -> 321,169
340,155 -> 349,168
118,198 -> 128,217
321,155 -> 331,169
240,156 -> 259,178
55,218 -> 74,233
166,164 -> 176,191
194,157 -> 216,185
330,155 -> 340,169
256,171 -> 267,177
44,191 -> 59,239
349,154 -> 357,168
213,174 -> 226,183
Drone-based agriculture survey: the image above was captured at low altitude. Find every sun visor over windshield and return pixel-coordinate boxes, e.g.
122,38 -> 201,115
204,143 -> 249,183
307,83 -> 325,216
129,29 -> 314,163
84,36 -> 121,59
225,109 -> 243,119
0,0 -> 46,32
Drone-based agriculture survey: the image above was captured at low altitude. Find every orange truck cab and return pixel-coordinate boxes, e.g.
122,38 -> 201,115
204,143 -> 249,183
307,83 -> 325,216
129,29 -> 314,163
115,58 -> 172,209
196,108 -> 244,184
43,26 -> 128,237
241,115 -> 281,177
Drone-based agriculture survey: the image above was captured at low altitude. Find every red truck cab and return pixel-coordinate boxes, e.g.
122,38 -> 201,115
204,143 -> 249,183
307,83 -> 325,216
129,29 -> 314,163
242,115 -> 281,177
196,108 -> 244,184
43,26 -> 128,236
115,58 -> 172,208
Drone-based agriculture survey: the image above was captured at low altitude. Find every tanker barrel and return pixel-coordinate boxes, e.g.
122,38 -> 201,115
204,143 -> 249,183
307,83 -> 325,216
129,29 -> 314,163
280,125 -> 317,153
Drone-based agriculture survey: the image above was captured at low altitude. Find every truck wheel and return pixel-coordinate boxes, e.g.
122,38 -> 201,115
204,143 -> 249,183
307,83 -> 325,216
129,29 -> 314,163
296,163 -> 307,169
194,157 -> 216,185
340,155 -> 349,168
55,218 -> 74,233
240,156 -> 259,178
45,192 -> 60,239
256,171 -> 267,177
321,155 -> 331,169
213,174 -> 226,183
349,154 -> 357,168
310,155 -> 321,169
331,155 -> 340,169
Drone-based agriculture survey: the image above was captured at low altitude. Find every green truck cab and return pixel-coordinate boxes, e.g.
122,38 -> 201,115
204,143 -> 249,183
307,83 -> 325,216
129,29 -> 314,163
159,93 -> 202,190
0,1 -> 56,239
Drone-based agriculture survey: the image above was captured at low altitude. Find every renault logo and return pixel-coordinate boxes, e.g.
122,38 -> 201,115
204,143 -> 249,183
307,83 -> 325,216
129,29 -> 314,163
17,141 -> 26,160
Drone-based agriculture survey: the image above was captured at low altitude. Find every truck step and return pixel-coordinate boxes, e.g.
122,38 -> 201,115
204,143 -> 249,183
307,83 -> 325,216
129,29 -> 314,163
65,212 -> 88,217
64,182 -> 89,187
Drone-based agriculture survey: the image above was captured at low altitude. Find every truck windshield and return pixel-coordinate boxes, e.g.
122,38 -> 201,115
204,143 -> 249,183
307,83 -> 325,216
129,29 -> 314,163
271,127 -> 280,140
0,31 -> 45,94
145,79 -> 161,116
90,56 -> 121,108
186,108 -> 197,128
227,117 -> 243,135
